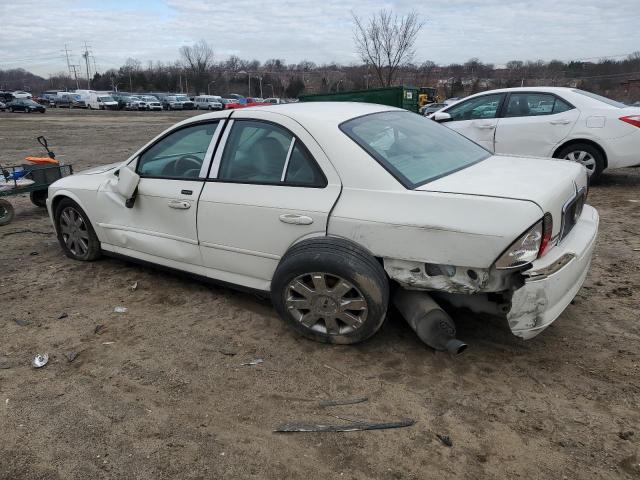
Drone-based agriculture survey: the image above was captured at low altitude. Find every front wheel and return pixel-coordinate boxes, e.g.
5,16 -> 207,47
0,199 -> 15,226
271,238 -> 389,344
30,190 -> 48,207
555,143 -> 605,182
54,199 -> 101,261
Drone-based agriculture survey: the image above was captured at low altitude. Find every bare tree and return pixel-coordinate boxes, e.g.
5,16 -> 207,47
352,9 -> 423,87
179,40 -> 215,94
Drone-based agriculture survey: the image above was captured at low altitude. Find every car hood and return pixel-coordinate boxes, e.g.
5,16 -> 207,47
418,154 -> 588,237
78,162 -> 121,175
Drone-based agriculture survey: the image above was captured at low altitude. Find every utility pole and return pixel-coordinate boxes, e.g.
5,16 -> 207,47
70,65 -> 80,89
82,41 -> 92,89
63,44 -> 72,77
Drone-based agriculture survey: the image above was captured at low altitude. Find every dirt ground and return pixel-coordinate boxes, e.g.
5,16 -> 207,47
0,108 -> 639,479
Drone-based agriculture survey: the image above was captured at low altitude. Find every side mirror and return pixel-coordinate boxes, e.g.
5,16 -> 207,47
115,166 -> 140,208
433,111 -> 452,123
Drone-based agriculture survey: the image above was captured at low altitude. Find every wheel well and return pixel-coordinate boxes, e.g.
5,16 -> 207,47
553,139 -> 608,169
51,194 -> 71,216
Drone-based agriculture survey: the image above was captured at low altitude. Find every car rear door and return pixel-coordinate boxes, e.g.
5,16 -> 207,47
437,93 -> 506,151
197,110 -> 342,291
494,92 -> 579,157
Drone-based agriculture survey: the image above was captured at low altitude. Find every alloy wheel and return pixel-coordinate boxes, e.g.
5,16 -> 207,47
564,150 -> 596,175
59,207 -> 90,257
285,272 -> 368,335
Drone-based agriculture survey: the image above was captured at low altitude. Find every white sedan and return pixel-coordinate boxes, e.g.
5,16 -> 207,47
46,102 -> 598,352
431,87 -> 640,181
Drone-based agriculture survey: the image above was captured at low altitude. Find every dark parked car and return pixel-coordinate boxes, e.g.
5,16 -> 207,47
7,99 -> 46,113
111,93 -> 133,110
53,95 -> 73,108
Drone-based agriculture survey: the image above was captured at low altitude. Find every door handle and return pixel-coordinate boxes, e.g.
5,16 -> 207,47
168,200 -> 191,209
279,214 -> 313,225
476,123 -> 496,130
550,119 -> 571,125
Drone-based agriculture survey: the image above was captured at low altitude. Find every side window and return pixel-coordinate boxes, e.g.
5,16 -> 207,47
284,142 -> 326,186
137,122 -> 218,179
506,93 -> 575,117
447,94 -> 503,121
218,120 -> 326,187
552,97 -> 573,114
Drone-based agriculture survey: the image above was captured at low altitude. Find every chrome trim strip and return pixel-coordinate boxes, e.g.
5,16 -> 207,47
97,223 -> 198,245
199,240 -> 281,260
559,185 -> 587,242
280,138 -> 296,182
525,253 -> 576,281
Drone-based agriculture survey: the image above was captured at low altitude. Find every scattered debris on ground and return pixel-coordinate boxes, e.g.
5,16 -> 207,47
319,397 -> 368,407
241,358 -> 264,366
31,353 -> 48,368
274,419 -> 415,433
436,434 -> 453,447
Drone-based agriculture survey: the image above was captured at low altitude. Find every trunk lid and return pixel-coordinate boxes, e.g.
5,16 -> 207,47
417,154 -> 587,238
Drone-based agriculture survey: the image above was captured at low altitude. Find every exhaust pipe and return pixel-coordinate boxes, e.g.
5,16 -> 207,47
394,290 -> 467,355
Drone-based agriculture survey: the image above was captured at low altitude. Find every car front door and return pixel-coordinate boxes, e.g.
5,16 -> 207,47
437,93 -> 505,151
96,119 -> 226,266
494,92 -> 579,157
197,110 -> 342,291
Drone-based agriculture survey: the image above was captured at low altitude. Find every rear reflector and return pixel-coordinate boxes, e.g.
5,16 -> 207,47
620,115 -> 640,128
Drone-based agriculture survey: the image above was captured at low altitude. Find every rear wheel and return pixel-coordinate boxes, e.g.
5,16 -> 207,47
0,199 -> 15,226
271,238 -> 389,344
54,199 -> 101,261
30,190 -> 47,207
555,142 -> 605,182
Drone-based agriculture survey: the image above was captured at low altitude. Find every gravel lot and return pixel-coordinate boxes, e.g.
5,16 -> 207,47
1,108 -> 639,479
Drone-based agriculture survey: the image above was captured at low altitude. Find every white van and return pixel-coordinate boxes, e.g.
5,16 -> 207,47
194,95 -> 223,111
75,90 -> 118,110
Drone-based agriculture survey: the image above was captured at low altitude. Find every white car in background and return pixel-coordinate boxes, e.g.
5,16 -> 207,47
138,95 -> 163,111
12,90 -> 32,99
46,103 -> 598,351
194,95 -> 223,111
432,87 -> 640,180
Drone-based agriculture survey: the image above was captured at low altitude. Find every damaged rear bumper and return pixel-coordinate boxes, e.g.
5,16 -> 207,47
507,205 -> 599,339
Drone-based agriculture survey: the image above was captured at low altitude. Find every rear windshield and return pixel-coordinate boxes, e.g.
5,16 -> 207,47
572,89 -> 626,108
340,111 -> 490,188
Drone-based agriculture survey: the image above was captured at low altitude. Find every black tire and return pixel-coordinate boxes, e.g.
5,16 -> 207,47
30,190 -> 48,207
54,198 -> 101,261
271,237 -> 389,344
9,108 -> 14,113
555,142 -> 605,182
0,199 -> 15,226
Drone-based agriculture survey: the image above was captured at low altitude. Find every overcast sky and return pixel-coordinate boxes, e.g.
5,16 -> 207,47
1,0 -> 638,76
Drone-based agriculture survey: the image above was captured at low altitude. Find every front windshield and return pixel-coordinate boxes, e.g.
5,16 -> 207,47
143,96 -> 158,101
99,96 -> 114,102
176,96 -> 189,101
572,89 -> 626,108
340,111 -> 490,188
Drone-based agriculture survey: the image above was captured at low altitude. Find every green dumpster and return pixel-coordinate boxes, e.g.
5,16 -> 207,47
299,86 -> 419,113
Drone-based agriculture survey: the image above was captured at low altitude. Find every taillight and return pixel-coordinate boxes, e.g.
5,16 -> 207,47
538,213 -> 553,258
620,115 -> 640,128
